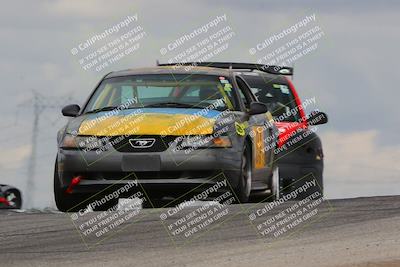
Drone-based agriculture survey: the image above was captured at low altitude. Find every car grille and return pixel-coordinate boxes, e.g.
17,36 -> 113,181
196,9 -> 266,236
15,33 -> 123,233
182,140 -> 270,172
110,135 -> 177,152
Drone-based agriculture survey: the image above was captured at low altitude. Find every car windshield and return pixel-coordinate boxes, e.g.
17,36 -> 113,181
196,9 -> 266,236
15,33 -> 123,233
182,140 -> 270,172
84,74 -> 236,113
242,74 -> 300,122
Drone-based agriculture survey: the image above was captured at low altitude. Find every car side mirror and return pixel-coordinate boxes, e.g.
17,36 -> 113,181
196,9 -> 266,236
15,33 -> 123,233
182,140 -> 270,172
62,104 -> 80,117
307,110 -> 328,125
248,102 -> 269,115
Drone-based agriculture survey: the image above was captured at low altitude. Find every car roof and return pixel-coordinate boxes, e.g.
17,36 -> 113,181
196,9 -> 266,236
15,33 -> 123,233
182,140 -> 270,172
105,66 -> 233,79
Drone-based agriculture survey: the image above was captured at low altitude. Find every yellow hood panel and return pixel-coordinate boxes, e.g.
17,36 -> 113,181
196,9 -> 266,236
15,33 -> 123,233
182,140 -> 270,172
78,113 -> 215,136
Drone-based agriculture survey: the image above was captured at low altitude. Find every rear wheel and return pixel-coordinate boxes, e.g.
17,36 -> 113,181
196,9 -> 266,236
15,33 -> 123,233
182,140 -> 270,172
270,167 -> 280,201
280,172 -> 323,200
290,175 -> 323,200
233,143 -> 252,203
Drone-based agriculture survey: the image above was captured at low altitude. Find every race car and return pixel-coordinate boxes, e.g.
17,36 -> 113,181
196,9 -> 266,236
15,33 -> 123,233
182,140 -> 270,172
0,184 -> 22,209
55,66 -> 279,211
158,62 -> 328,199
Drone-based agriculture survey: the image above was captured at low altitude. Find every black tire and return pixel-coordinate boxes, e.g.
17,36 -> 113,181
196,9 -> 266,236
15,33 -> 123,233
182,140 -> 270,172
54,161 -> 88,212
281,173 -> 323,200
233,143 -> 252,203
269,167 -> 281,201
296,175 -> 323,200
3,189 -> 22,209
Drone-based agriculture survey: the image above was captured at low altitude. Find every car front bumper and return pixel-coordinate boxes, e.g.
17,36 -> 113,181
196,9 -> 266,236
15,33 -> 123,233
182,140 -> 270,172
56,145 -> 242,197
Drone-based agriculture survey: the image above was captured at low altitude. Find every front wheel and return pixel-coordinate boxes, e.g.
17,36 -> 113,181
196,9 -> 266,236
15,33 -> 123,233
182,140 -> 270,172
54,161 -> 88,212
3,189 -> 22,209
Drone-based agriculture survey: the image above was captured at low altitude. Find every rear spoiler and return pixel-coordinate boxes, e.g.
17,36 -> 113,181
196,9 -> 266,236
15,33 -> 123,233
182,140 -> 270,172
156,61 -> 293,76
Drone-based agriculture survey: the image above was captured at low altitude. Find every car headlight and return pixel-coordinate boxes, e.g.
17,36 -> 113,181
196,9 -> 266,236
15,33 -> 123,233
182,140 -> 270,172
180,135 -> 232,148
61,134 -> 104,150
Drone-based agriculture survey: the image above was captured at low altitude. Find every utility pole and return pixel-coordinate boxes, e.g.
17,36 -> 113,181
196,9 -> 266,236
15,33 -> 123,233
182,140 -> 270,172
23,91 -> 77,209
25,94 -> 43,208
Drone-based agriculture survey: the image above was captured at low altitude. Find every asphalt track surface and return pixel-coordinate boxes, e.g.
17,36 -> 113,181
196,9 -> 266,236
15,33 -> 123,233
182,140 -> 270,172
1,195 -> 400,267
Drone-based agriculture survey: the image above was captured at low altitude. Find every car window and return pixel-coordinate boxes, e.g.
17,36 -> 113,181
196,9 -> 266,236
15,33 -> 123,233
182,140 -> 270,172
243,74 -> 300,121
84,74 -> 238,112
121,85 -> 136,104
137,85 -> 173,98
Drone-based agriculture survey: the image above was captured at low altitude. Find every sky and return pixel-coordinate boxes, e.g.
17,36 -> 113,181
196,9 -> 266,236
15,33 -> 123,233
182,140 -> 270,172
0,0 -> 399,208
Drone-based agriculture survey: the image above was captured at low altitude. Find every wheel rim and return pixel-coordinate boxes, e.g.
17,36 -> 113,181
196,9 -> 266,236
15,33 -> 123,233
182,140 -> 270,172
242,150 -> 252,197
272,167 -> 280,200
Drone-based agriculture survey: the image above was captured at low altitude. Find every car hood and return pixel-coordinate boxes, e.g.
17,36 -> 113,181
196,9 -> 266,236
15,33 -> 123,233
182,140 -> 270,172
74,108 -> 222,136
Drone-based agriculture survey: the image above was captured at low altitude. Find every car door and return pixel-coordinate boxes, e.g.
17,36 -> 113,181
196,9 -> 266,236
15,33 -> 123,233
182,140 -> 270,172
234,75 -> 276,189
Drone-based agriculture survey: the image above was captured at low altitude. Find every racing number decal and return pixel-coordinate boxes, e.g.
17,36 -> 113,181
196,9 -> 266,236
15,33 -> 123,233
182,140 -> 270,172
253,126 -> 266,169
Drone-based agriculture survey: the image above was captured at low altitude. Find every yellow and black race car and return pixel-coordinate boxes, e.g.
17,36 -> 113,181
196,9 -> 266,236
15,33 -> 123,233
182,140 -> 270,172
54,66 -> 279,211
